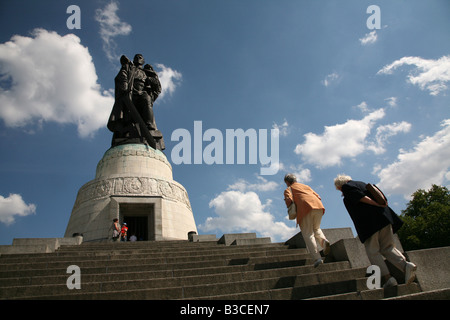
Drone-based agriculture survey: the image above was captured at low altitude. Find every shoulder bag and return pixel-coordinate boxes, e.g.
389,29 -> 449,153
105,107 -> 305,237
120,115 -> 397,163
366,183 -> 387,206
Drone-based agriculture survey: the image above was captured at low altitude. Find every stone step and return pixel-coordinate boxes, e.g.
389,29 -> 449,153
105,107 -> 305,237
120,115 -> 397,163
0,243 -> 286,263
0,237 -> 83,255
218,233 -> 258,246
3,231 -> 445,300
231,238 -> 272,246
0,250 -> 298,268
0,260 -> 348,299
183,267 -> 366,300
0,255 -> 342,289
58,235 -> 268,251
384,287 -> 450,300
307,282 -> 421,300
0,245 -> 305,272
9,262 -> 358,300
0,248 -> 310,280
0,243 -> 293,264
189,278 -> 368,300
59,240 -> 217,250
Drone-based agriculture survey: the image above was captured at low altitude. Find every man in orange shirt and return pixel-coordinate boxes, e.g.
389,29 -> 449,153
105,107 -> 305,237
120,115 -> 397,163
284,174 -> 330,267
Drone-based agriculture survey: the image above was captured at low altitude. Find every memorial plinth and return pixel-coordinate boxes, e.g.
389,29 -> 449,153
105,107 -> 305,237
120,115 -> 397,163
64,144 -> 197,242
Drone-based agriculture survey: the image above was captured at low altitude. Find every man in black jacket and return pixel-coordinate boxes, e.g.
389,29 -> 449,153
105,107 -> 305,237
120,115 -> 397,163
334,174 -> 417,288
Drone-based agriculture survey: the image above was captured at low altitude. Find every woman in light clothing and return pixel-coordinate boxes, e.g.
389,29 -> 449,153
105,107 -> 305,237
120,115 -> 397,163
284,174 -> 331,267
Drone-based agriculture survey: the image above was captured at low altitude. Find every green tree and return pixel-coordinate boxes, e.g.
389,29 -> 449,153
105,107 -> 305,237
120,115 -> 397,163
398,184 -> 450,251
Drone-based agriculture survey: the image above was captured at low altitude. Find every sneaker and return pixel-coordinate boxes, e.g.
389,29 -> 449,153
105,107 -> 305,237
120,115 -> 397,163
405,262 -> 417,284
383,276 -> 398,289
313,258 -> 323,268
322,240 -> 331,255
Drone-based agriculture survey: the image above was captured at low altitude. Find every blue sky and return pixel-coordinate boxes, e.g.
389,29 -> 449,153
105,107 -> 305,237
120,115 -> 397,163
0,0 -> 449,244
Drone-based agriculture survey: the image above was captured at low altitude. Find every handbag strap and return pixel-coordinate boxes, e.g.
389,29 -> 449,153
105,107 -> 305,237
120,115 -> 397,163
289,186 -> 298,228
289,186 -> 295,204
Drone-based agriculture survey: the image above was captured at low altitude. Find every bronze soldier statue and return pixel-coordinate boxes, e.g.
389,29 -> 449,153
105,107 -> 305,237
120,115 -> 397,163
107,54 -> 165,151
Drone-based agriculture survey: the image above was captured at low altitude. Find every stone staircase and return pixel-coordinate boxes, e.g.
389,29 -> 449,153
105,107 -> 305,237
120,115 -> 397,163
0,231 -> 431,300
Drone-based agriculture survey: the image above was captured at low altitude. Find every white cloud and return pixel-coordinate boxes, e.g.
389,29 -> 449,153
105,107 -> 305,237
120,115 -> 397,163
199,190 -> 296,242
0,29 -> 114,138
377,55 -> 450,95
322,72 -> 339,87
95,1 -> 132,62
355,99 -> 397,113
385,97 -> 397,108
294,109 -> 385,167
355,101 -> 370,113
377,119 -> 450,198
227,176 -> 279,193
155,63 -> 182,100
359,30 -> 378,45
0,194 -> 36,226
368,121 -> 412,154
272,120 -> 289,137
285,164 -> 312,184
295,168 -> 311,183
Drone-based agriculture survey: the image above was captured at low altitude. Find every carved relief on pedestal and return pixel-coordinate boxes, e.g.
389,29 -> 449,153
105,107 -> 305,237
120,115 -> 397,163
72,176 -> 192,212
123,177 -> 144,194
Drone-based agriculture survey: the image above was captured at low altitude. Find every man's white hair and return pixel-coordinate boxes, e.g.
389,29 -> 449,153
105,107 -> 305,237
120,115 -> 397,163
334,174 -> 352,189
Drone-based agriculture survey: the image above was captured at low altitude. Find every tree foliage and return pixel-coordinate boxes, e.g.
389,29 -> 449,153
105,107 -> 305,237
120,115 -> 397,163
398,185 -> 450,251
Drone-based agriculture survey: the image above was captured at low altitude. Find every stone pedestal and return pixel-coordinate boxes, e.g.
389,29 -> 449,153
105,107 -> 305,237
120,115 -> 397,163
64,144 -> 197,242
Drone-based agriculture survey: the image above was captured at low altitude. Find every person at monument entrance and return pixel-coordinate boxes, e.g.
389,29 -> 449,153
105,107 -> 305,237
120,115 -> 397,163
111,218 -> 120,242
333,174 -> 417,288
120,223 -> 128,242
107,53 -> 165,150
